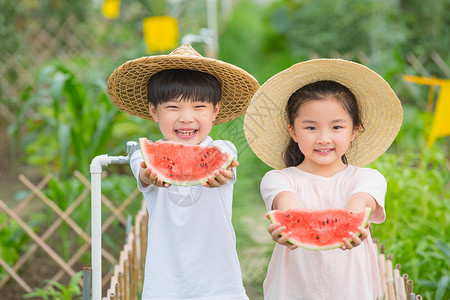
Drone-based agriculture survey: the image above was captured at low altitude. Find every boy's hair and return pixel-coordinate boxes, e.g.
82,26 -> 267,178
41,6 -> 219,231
147,69 -> 221,106
284,80 -> 364,167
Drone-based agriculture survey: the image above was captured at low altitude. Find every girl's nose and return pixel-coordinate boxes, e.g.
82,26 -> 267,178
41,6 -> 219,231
317,130 -> 331,144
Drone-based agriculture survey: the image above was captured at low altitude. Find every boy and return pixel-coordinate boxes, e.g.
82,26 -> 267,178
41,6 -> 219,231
107,44 -> 259,300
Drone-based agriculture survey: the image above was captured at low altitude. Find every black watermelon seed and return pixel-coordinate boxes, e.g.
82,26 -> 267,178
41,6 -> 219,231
316,235 -> 319,239
322,222 -> 325,225
335,218 -> 338,222
326,219 -> 329,223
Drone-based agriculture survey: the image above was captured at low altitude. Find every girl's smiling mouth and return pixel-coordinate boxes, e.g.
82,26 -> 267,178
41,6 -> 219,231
315,148 -> 334,155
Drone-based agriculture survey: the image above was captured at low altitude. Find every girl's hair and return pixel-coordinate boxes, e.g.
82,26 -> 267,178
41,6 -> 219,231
147,69 -> 221,106
284,80 -> 364,167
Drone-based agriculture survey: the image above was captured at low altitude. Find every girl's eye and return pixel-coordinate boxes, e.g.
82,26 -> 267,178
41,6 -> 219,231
306,126 -> 316,130
333,126 -> 342,130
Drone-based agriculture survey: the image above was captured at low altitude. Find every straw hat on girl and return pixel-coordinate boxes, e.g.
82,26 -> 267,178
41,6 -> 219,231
244,58 -> 403,170
107,44 -> 260,125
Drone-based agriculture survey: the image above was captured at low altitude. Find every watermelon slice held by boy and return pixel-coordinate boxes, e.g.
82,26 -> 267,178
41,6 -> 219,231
267,207 -> 371,250
139,138 -> 234,186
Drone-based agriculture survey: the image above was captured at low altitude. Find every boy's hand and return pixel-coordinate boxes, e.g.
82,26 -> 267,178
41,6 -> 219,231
341,226 -> 369,250
266,213 -> 299,250
139,161 -> 170,188
202,160 -> 239,188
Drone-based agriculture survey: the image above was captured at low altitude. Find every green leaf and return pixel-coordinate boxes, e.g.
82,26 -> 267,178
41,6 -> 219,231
435,276 -> 450,300
435,240 -> 450,259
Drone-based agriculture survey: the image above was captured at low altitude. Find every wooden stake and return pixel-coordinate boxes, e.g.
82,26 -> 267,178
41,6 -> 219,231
386,254 -> 395,300
378,249 -> 387,299
397,276 -> 407,300
406,279 -> 413,297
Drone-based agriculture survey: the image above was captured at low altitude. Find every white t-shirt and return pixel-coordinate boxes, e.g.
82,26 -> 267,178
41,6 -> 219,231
130,136 -> 248,300
260,165 -> 387,300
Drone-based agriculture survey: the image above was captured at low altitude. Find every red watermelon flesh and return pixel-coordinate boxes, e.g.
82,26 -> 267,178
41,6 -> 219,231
268,207 -> 371,250
139,138 -> 234,186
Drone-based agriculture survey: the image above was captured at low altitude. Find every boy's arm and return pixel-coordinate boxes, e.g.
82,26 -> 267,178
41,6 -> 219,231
139,161 -> 170,188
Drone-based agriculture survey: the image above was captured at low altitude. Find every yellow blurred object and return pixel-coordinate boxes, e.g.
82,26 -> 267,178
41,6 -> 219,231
143,16 -> 178,53
403,75 -> 450,147
102,0 -> 120,19
428,81 -> 450,147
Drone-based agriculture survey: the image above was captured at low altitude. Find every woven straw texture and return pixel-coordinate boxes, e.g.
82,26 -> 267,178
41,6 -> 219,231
107,44 -> 260,125
244,59 -> 403,169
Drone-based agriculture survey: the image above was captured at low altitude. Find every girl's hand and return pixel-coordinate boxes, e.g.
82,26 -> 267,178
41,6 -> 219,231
202,160 -> 239,188
266,213 -> 299,250
341,226 -> 369,250
139,161 -> 170,188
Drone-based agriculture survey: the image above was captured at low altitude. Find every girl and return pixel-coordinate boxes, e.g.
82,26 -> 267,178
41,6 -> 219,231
244,59 -> 402,299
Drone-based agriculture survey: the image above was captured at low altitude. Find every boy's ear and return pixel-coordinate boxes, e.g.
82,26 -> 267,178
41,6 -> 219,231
149,103 -> 158,122
212,102 -> 220,121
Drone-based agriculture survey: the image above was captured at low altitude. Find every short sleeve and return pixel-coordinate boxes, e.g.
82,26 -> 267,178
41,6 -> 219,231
260,170 -> 295,211
130,149 -> 153,192
351,168 -> 387,223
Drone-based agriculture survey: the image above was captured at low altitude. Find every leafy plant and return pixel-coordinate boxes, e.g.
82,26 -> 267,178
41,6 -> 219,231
9,63 -> 156,179
23,271 -> 83,300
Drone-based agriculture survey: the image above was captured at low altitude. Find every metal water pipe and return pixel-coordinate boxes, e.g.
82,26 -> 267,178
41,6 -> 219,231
89,141 -> 139,300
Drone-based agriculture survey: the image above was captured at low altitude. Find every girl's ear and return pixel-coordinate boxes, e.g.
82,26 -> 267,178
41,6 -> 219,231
212,102 -> 221,121
288,124 -> 298,143
350,124 -> 360,142
149,103 -> 159,122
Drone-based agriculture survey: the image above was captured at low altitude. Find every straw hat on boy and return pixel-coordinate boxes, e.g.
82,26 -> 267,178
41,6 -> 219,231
107,44 -> 260,125
244,58 -> 403,169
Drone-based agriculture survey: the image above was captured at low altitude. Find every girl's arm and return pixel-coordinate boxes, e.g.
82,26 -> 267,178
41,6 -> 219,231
341,192 -> 377,250
266,191 -> 303,250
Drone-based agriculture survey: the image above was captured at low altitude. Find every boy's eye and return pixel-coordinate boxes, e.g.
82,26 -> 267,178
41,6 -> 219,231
166,105 -> 178,109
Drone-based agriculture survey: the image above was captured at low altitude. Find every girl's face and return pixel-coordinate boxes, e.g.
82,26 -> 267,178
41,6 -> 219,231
288,97 -> 359,176
149,98 -> 220,145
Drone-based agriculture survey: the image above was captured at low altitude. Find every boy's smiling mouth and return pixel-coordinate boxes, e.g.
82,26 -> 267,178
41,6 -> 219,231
175,129 -> 198,138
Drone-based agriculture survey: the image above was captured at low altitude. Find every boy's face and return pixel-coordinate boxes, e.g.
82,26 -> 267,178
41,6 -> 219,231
149,98 -> 220,145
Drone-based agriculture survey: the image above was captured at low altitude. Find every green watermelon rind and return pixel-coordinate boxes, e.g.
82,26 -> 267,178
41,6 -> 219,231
267,207 -> 372,251
139,138 -> 235,187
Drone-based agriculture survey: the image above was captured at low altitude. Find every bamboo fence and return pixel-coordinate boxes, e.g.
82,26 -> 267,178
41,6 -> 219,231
374,238 -> 422,300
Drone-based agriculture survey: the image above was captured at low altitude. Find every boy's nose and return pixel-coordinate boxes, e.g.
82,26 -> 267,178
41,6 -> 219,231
178,110 -> 195,123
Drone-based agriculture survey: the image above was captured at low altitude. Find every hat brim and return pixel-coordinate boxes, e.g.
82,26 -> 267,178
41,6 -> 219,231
107,54 -> 260,125
244,59 -> 403,169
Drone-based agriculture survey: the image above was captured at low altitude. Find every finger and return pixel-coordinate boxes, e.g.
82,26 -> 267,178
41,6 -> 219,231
358,226 -> 369,240
341,238 -> 353,250
270,225 -> 286,238
213,170 -> 227,183
267,223 -> 282,234
228,160 -> 239,168
348,232 -> 362,246
140,161 -> 147,168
